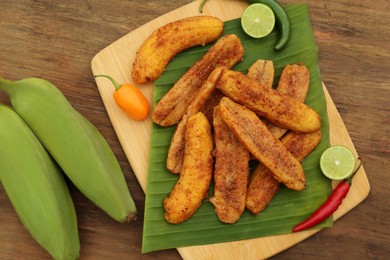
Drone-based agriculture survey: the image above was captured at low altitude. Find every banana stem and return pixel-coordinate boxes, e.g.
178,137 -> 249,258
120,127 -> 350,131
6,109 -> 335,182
0,77 -> 13,93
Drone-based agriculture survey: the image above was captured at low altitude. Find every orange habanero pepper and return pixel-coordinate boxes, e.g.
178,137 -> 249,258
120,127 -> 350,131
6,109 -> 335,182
95,75 -> 149,120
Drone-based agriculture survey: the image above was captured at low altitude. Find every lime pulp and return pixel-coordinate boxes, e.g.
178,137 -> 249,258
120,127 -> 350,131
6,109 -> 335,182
241,3 -> 276,39
320,145 -> 356,180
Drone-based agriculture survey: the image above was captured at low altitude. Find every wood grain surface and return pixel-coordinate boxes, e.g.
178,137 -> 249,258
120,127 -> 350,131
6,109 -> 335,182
91,1 -> 369,258
0,0 -> 389,259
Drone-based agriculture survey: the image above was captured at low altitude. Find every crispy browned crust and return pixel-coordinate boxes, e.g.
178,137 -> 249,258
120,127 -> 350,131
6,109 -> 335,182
219,97 -> 306,191
152,35 -> 244,127
217,69 -> 321,133
209,107 -> 250,223
200,90 -> 225,123
166,68 -> 222,174
280,130 -> 322,161
277,64 -> 310,101
246,60 -> 274,88
132,16 -> 224,84
163,112 -> 213,224
186,67 -> 223,122
265,63 -> 311,139
246,130 -> 322,215
245,164 -> 280,215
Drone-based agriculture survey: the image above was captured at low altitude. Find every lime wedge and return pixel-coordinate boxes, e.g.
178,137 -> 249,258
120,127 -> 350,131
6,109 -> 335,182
241,3 -> 276,39
320,145 -> 356,180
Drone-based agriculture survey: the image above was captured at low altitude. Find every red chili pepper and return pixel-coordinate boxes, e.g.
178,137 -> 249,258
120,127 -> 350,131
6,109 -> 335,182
292,159 -> 362,232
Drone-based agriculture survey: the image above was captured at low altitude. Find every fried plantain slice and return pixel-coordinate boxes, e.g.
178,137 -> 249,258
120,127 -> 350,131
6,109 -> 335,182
186,67 -> 223,120
246,130 -> 322,215
152,35 -> 244,127
132,16 -> 224,84
166,60 -> 274,174
209,106 -> 250,223
165,114 -> 189,174
166,68 -> 222,174
217,69 -> 321,133
163,112 -> 213,224
246,59 -> 275,88
277,64 -> 310,100
265,63 -> 311,139
201,60 -> 275,122
219,97 -> 306,191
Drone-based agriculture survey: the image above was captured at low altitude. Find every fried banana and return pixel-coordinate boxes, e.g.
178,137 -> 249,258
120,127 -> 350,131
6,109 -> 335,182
166,68 -> 222,174
166,114 -> 189,174
246,59 -> 274,88
152,34 -> 244,127
166,60 -> 274,174
163,112 -> 213,224
217,69 -> 321,133
209,106 -> 250,223
200,89 -> 225,123
265,63 -> 311,139
132,16 -> 224,84
277,64 -> 310,100
219,97 -> 306,191
246,130 -> 322,215
186,67 -> 223,120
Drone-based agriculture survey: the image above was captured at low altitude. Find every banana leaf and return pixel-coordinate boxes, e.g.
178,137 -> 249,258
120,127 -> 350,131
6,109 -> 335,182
143,4 -> 332,253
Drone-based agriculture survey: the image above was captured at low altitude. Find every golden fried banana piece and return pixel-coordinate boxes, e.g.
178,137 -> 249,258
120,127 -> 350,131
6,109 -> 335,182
200,89 -> 225,123
166,114 -> 189,174
209,107 -> 250,223
246,59 -> 274,88
166,68 -> 222,174
217,69 -> 321,133
186,68 -> 223,119
163,112 -> 213,224
166,60 -> 274,174
245,164 -> 280,215
219,97 -> 306,191
246,130 -> 322,215
132,16 -> 224,84
277,64 -> 310,100
152,35 -> 244,127
265,63 -> 311,139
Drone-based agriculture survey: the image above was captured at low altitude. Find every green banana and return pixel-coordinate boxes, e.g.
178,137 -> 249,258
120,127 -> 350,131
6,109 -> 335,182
0,77 -> 137,222
0,104 -> 79,260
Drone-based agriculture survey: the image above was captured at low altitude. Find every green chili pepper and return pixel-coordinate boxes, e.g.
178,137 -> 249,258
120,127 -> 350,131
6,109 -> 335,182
247,0 -> 290,50
199,0 -> 290,50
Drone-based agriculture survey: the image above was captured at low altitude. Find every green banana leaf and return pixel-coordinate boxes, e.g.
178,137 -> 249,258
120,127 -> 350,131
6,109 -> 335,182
143,4 -> 332,253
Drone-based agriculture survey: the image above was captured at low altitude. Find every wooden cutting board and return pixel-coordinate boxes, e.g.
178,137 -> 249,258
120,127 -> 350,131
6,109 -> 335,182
91,0 -> 370,259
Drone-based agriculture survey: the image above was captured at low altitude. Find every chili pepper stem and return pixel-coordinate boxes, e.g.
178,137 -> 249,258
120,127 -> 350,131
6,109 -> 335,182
346,157 -> 362,185
94,74 -> 121,90
199,0 -> 208,13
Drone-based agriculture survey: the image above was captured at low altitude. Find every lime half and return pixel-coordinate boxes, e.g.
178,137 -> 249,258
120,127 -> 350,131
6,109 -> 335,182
320,145 -> 356,180
241,3 -> 276,39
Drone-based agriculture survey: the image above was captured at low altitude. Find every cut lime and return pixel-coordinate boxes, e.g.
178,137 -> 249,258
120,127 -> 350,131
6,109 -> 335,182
320,145 -> 356,180
241,3 -> 276,39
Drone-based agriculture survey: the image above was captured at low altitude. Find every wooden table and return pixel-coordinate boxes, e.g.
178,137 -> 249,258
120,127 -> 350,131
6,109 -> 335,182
0,0 -> 389,259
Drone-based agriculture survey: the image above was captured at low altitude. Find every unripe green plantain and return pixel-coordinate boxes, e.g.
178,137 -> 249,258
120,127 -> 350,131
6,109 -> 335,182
0,104 -> 80,260
0,77 -> 137,222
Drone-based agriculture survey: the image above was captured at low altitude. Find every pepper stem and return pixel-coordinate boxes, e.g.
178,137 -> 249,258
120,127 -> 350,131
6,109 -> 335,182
346,157 -> 362,185
94,74 -> 121,90
199,0 -> 208,13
